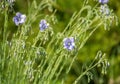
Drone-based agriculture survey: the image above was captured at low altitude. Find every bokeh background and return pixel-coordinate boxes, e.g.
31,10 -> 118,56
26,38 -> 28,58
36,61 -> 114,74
0,0 -> 120,84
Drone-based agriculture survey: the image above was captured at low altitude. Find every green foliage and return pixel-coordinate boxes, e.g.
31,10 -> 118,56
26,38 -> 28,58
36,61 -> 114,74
0,0 -> 119,84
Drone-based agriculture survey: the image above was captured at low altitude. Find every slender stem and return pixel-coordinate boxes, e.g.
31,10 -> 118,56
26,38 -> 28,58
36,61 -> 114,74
2,2 -> 8,70
67,21 -> 102,74
73,59 -> 102,84
62,5 -> 91,35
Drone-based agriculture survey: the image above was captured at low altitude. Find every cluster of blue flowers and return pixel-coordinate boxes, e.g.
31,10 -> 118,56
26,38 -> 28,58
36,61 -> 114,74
13,12 -> 76,51
12,0 -> 110,51
13,13 -> 49,31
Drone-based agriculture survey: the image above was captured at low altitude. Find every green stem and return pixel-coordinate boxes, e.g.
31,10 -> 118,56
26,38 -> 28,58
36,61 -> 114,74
2,3 -> 8,70
73,59 -> 102,84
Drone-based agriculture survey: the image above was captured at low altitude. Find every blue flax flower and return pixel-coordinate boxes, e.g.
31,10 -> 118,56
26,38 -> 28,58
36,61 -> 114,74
13,12 -> 26,26
39,19 -> 49,31
99,0 -> 109,4
63,37 -> 75,50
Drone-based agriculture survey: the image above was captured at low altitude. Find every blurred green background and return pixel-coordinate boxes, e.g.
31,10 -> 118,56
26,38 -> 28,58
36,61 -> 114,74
0,0 -> 120,84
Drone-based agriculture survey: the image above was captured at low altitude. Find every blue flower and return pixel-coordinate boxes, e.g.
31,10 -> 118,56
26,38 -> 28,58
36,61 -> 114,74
63,37 -> 75,50
39,19 -> 49,31
13,12 -> 26,26
99,0 -> 109,4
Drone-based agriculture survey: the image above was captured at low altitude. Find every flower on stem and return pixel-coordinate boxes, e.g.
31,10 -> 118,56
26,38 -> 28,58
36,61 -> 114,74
99,0 -> 109,4
39,19 -> 49,32
13,12 -> 26,26
63,37 -> 75,50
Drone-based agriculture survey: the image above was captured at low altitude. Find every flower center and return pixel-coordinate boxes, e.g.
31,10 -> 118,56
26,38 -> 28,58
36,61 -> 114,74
67,42 -> 71,46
